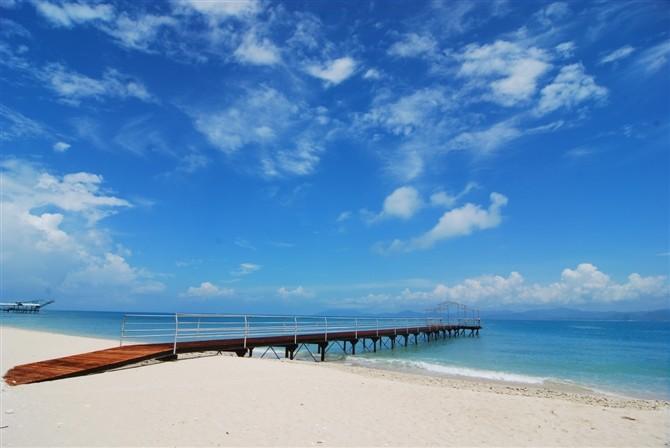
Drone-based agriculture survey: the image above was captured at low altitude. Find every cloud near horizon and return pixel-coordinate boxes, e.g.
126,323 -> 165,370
398,263 -> 669,307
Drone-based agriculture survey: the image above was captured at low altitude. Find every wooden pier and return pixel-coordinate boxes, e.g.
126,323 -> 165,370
4,313 -> 481,386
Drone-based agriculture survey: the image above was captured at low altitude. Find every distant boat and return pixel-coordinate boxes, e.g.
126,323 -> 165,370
0,300 -> 55,313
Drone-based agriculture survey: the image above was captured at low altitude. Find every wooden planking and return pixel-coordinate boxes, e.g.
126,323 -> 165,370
3,344 -> 174,386
4,324 -> 481,386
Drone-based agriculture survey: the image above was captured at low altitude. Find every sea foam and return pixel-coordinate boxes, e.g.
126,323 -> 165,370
348,357 -> 548,385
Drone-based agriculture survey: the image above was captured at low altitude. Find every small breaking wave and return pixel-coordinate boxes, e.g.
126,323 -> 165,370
348,357 -> 548,385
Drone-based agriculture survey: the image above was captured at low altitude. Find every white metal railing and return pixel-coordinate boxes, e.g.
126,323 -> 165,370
119,313 -> 482,354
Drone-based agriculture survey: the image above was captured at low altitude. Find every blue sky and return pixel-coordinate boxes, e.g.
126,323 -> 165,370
1,0 -> 669,313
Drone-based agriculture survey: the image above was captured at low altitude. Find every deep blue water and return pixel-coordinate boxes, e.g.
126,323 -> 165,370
2,310 -> 668,399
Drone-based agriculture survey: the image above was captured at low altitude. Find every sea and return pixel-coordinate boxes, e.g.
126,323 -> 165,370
2,310 -> 669,400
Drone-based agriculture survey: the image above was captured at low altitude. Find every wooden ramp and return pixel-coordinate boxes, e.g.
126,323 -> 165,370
3,343 -> 174,386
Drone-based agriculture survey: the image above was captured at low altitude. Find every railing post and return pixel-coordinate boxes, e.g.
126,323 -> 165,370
376,319 -> 379,337
325,317 -> 328,341
244,315 -> 248,349
355,318 -> 358,339
294,316 -> 298,344
119,315 -> 126,347
173,314 -> 179,355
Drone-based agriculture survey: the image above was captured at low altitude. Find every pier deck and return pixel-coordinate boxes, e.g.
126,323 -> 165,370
4,313 -> 481,386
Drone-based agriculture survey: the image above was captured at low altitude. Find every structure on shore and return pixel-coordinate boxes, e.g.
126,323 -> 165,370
4,308 -> 481,386
0,300 -> 54,313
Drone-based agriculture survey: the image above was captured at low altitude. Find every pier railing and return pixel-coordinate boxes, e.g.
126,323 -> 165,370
119,313 -> 481,351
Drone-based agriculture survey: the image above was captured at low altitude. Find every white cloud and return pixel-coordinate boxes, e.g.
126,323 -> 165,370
232,262 -> 261,276
457,40 -> 551,106
362,68 -> 382,80
63,252 -> 165,295
535,1 -> 571,26
193,87 -> 297,154
192,86 -> 330,177
430,182 -> 478,208
33,1 -> 114,28
379,192 -> 508,252
449,121 -> 521,154
599,45 -> 635,65
1,159 -> 162,300
174,0 -> 261,20
363,88 -> 451,136
41,63 -> 152,104
53,141 -> 70,152
277,286 -> 314,298
104,13 -> 176,51
388,33 -> 436,58
555,41 -> 576,59
306,57 -> 356,85
234,30 -> 281,65
337,211 -> 352,222
182,281 -> 234,298
400,263 -> 668,306
381,186 -> 423,220
362,186 -> 424,224
0,104 -> 47,141
636,39 -> 670,75
536,64 -> 607,115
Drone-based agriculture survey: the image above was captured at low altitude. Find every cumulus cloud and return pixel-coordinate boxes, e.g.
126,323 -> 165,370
536,64 -> 607,115
378,192 -> 508,252
457,40 -> 551,106
1,159 -> 162,300
400,263 -> 668,306
381,186 -> 423,219
277,286 -> 314,298
361,186 -> 423,224
306,57 -> 356,85
182,281 -> 234,298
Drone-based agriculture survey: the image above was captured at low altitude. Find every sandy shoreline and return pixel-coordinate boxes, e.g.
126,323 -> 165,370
1,326 -> 668,446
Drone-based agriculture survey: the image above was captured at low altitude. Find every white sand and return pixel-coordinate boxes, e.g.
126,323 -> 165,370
1,326 -> 668,447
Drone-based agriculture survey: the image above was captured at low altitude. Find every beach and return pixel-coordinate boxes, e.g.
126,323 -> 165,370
1,326 -> 668,447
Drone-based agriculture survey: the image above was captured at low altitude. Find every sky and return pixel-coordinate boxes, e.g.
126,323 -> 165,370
1,0 -> 669,314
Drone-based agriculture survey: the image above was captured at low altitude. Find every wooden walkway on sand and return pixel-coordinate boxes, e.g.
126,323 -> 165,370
4,313 -> 482,386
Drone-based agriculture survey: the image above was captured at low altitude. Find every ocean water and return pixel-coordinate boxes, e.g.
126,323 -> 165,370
2,310 -> 669,400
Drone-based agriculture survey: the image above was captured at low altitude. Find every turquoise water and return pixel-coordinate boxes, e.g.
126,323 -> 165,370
2,310 -> 668,399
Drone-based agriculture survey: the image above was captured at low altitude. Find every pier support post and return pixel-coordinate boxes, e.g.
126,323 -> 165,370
372,337 -> 378,352
391,337 -> 395,349
349,339 -> 358,355
403,335 -> 409,346
318,342 -> 328,361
